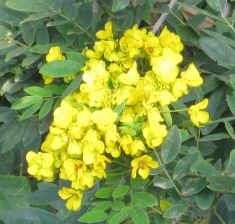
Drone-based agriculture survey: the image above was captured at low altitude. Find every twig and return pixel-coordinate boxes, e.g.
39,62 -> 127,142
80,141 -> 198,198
152,0 -> 178,34
154,150 -> 182,196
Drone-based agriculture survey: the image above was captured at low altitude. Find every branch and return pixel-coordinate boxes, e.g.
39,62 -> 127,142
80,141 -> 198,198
152,0 -> 178,34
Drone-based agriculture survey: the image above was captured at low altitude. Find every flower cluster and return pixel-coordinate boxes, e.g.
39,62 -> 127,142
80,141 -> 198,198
27,22 -> 209,211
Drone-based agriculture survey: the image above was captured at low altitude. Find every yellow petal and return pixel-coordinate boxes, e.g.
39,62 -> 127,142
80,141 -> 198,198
138,167 -> 149,179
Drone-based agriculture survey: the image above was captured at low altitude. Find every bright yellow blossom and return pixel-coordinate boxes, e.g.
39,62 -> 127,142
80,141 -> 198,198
26,151 -> 55,182
181,63 -> 203,87
58,187 -> 83,211
96,21 -> 113,40
131,155 -> 159,179
159,27 -> 183,53
172,78 -> 188,98
27,22 -> 209,212
143,123 -> 167,148
53,100 -> 77,129
92,108 -> 118,132
188,98 -> 209,127
118,62 -> 140,86
151,48 -> 182,83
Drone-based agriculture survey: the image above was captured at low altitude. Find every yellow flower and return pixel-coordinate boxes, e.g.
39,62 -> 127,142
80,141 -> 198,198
67,141 -> 82,156
76,110 -> 92,128
46,46 -> 64,62
118,62 -> 140,86
42,76 -> 54,85
181,63 -> 203,87
53,101 -> 77,129
144,32 -> 162,56
159,27 -> 183,53
92,108 -> 118,132
96,21 -> 113,40
143,123 -> 167,148
119,25 -> 146,58
26,151 -> 55,182
159,90 -> 176,106
60,159 -> 86,182
92,155 -> 111,178
131,155 -> 159,179
172,78 -> 188,99
188,98 -> 209,127
151,48 -> 182,83
58,187 -> 83,211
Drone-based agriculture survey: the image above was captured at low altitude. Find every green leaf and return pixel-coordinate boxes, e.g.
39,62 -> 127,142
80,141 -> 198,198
35,22 -> 49,45
22,118 -> 39,146
225,149 -> 235,176
5,0 -> 62,12
153,176 -> 174,189
0,7 -> 24,26
230,74 -> 235,89
66,52 -> 86,64
199,133 -> 229,141
161,125 -> 181,164
195,189 -> 215,210
112,0 -> 130,12
160,106 -> 172,127
0,40 -> 16,49
175,25 -> 198,45
62,0 -> 78,19
95,187 -> 113,199
201,87 -> 227,135
62,75 -> 82,98
0,175 -> 31,208
199,37 -> 235,68
181,178 -> 206,196
0,106 -> 17,122
226,94 -> 235,115
79,210 -> 108,223
206,0 -> 226,11
24,86 -> 52,97
173,151 -> 199,180
39,60 -> 83,77
131,192 -> 158,208
224,122 -> 235,140
130,205 -> 149,224
207,175 -> 235,193
108,207 -> 130,224
76,2 -> 93,28
111,201 -> 125,211
27,185 -> 59,205
45,84 -> 66,95
19,100 -> 43,121
163,203 -> 188,219
92,201 -> 112,211
202,29 -> 235,49
22,54 -> 41,67
0,25 -> 11,39
0,151 -> 14,174
12,96 -> 42,110
112,185 -> 129,199
0,207 -> 62,224
20,22 -> 35,46
5,46 -> 28,62
39,98 -> 54,120
22,12 -> 57,23
1,122 -> 23,153
190,160 -> 219,178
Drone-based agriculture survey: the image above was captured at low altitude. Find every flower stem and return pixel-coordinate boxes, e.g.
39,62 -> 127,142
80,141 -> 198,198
57,11 -> 95,41
154,150 -> 182,196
